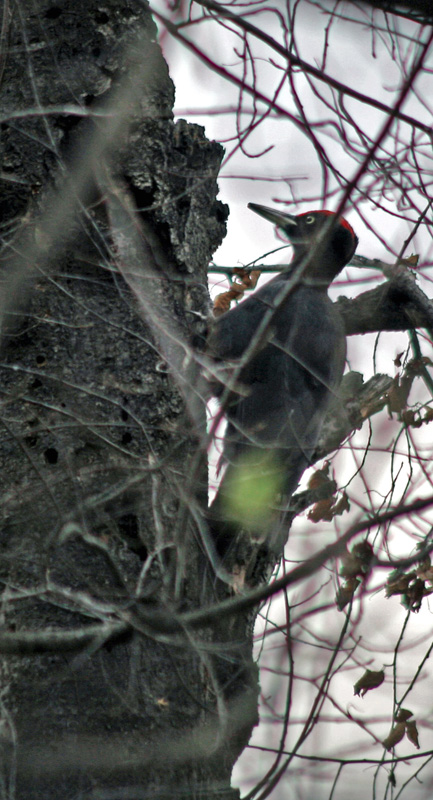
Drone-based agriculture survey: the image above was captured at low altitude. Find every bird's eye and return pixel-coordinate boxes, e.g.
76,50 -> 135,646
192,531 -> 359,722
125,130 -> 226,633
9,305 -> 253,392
305,215 -> 315,224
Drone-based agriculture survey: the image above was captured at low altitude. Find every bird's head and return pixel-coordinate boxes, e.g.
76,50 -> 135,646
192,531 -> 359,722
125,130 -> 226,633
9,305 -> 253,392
248,203 -> 358,285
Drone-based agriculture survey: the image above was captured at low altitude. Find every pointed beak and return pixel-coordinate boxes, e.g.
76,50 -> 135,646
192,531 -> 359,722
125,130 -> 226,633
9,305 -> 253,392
248,203 -> 297,229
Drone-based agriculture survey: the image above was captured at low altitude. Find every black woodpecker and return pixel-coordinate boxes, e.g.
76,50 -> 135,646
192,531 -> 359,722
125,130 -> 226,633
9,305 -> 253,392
207,203 -> 358,543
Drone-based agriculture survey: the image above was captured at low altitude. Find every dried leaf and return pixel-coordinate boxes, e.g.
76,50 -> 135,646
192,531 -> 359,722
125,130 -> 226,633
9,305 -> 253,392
424,407 -> 433,423
417,562 -> 433,582
402,577 -> 425,612
308,462 -> 330,489
213,269 -> 261,316
354,668 -> 385,697
308,497 -> 334,523
340,541 -> 373,579
401,409 -> 422,428
386,378 -> 407,415
332,492 -> 351,517
386,358 -> 427,418
395,708 -> 413,723
309,491 -> 350,524
406,720 -> 420,749
336,577 -> 360,611
213,293 -> 232,316
382,722 -> 406,751
351,541 -> 374,573
385,569 -> 413,598
401,253 -> 419,267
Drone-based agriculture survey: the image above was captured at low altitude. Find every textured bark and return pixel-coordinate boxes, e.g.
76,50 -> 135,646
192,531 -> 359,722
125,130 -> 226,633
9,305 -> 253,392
0,2 -> 257,798
337,271 -> 433,336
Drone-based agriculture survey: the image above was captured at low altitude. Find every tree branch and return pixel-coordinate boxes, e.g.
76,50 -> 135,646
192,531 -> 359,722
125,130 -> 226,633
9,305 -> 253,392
337,272 -> 433,336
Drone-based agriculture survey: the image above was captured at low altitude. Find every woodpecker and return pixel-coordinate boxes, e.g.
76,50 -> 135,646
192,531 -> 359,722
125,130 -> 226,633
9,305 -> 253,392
207,203 -> 358,542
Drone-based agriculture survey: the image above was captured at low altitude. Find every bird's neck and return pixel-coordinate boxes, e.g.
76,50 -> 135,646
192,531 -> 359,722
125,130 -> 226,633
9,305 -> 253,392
280,248 -> 341,289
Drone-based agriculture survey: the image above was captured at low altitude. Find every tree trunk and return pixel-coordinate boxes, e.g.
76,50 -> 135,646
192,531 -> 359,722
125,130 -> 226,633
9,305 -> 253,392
0,1 -> 256,797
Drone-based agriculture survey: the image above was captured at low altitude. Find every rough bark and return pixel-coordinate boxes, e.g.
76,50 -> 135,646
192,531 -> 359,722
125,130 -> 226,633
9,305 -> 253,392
337,268 -> 433,337
0,2 -> 256,798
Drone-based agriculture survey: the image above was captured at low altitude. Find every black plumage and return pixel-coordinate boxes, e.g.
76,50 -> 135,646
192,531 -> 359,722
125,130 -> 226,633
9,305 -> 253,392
208,204 -> 358,539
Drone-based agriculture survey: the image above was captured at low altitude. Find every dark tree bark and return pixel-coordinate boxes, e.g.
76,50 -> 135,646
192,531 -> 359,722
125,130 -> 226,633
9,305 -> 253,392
0,2 -> 258,798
